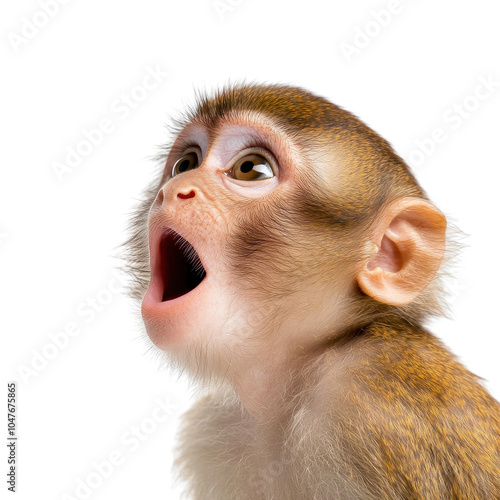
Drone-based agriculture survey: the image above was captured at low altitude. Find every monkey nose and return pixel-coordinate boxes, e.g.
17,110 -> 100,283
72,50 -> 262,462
154,186 -> 196,208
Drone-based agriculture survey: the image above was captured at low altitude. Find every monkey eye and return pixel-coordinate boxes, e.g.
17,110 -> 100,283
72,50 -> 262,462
228,154 -> 274,181
172,152 -> 199,177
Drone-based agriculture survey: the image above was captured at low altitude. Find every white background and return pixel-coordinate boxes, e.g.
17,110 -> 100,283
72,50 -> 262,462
1,1 -> 499,499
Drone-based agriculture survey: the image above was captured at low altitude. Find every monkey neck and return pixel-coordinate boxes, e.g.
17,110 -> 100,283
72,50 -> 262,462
228,316 -> 417,423
228,333 -> 345,423
225,340 -> 314,424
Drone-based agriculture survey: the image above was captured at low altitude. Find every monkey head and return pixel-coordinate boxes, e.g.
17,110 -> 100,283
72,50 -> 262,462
125,84 -> 447,381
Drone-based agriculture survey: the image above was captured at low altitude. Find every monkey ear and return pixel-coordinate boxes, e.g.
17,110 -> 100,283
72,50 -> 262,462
356,198 -> 446,306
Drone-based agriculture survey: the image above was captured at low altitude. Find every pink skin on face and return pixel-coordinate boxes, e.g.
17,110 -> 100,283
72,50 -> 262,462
140,120 -> 283,350
141,222 -> 210,346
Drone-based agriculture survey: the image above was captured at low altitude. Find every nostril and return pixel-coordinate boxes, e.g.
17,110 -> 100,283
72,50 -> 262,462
177,190 -> 195,200
156,189 -> 164,205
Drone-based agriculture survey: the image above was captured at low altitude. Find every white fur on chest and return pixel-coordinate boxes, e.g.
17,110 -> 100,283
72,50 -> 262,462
174,392 -> 372,500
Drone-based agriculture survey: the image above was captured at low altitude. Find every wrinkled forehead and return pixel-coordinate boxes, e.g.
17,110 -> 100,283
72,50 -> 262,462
170,85 -> 357,152
172,86 -> 349,164
178,109 -> 309,155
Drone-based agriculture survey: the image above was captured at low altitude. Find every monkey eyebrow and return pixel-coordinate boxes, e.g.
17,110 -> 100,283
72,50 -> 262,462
169,137 -> 200,158
209,116 -> 293,149
203,118 -> 302,166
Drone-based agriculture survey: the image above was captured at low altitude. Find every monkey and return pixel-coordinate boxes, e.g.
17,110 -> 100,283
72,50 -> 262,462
124,83 -> 500,499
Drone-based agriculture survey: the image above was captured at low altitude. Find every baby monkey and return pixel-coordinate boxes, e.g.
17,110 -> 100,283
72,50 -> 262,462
125,84 -> 500,499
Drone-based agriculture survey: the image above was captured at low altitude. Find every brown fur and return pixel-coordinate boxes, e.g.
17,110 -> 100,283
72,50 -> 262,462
124,83 -> 500,499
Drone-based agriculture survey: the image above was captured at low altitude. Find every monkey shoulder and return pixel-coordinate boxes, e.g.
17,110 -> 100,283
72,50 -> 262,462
312,319 -> 500,498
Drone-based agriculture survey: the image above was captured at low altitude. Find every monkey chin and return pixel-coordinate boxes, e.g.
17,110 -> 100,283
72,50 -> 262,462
141,228 -> 210,349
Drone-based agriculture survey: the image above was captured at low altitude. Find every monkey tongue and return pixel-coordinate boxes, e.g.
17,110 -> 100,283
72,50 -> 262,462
160,230 -> 206,302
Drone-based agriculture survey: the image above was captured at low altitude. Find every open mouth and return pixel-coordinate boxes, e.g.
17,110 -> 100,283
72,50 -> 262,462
158,230 -> 207,301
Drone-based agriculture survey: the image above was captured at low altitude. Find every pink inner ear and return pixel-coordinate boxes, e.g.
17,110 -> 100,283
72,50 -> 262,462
367,235 -> 402,272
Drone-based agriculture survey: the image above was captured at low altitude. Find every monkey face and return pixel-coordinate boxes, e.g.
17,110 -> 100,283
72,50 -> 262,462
139,115 -> 355,375
141,119 -> 282,353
